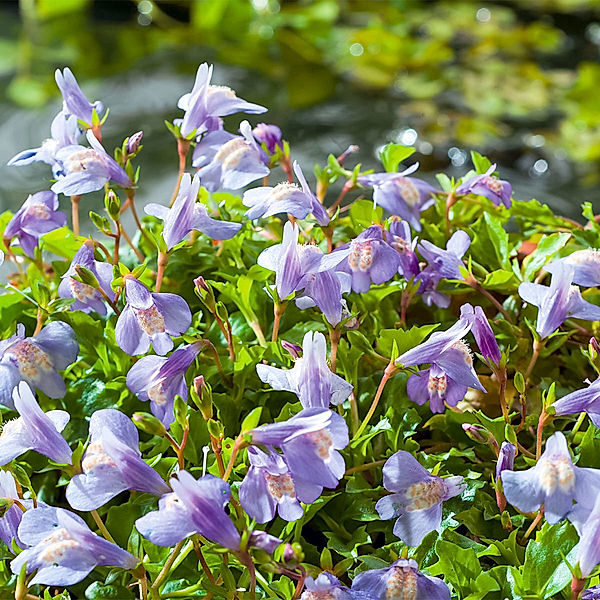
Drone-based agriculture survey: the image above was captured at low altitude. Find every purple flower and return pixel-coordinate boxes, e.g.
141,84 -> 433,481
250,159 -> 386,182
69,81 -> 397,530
193,120 -> 270,191
250,408 -> 349,489
385,219 -> 420,279
375,451 -> 465,546
457,164 -> 512,208
178,63 -> 266,138
351,558 -> 450,600
4,191 -> 66,258
126,342 -> 203,427
459,303 -> 501,364
11,506 -> 137,586
66,409 -> 170,511
256,331 -> 353,409
553,378 -> 600,427
416,269 -> 450,309
583,585 -> 600,600
145,173 -> 241,250
55,68 -> 104,127
496,442 -> 516,481
358,166 -> 437,232
52,130 -> 132,196
397,314 -> 486,412
253,123 -> 282,153
334,225 -> 401,293
575,496 -> 600,578
135,470 -> 241,550
58,242 -> 114,315
301,572 -> 358,600
518,262 -> 600,339
239,447 -> 321,523
502,432 -> 600,524
8,111 -> 80,170
0,321 -> 79,408
545,249 -> 600,287
0,382 -> 72,466
115,275 -> 192,356
418,230 -> 470,281
258,222 -> 350,325
243,161 -> 329,226
248,530 -> 283,554
0,471 -> 34,549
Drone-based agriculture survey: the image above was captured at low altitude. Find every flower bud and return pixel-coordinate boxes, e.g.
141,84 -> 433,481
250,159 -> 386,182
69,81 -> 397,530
74,265 -> 99,289
105,189 -> 121,221
282,542 -> 303,567
462,423 -> 494,446
173,395 -> 188,428
281,340 -> 302,360
252,123 -> 282,154
132,412 -> 166,437
590,337 -> 600,361
207,419 -> 224,439
190,376 -> 213,421
125,131 -> 144,156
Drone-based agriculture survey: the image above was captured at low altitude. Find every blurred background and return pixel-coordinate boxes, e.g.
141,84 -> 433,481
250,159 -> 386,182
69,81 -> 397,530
0,0 -> 599,219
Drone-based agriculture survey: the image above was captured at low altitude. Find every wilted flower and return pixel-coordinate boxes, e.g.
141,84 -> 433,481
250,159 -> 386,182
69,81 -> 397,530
0,321 -> 79,408
553,378 -> 600,427
55,67 -> 104,127
58,242 -> 114,315
0,382 -> 72,466
115,275 -> 192,356
178,63 -> 267,138
358,166 -> 437,232
126,342 -> 203,427
457,164 -> 512,208
239,447 -> 321,523
135,471 -> 241,550
8,111 -> 79,171
418,230 -> 471,281
502,432 -> 600,524
52,130 -> 132,196
4,191 -> 66,258
301,572 -> 358,600
334,225 -> 401,293
518,262 -> 600,339
256,331 -> 353,409
375,451 -> 465,546
66,409 -> 170,511
250,408 -> 348,489
351,558 -> 451,600
193,120 -> 269,191
11,506 -> 138,586
385,219 -> 420,279
253,122 -> 282,153
145,173 -> 241,250
243,160 -> 329,225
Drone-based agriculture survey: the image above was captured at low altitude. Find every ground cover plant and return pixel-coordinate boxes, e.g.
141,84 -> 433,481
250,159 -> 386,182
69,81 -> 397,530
2,63 -> 600,600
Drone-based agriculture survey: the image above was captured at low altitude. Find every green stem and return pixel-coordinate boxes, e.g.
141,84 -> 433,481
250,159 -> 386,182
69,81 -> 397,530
90,509 -> 115,544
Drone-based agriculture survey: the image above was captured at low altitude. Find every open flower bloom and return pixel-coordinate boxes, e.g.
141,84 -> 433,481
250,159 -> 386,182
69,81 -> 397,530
573,495 -> 600,579
58,242 -> 114,315
456,164 -> 512,208
301,572 -> 359,600
145,172 -> 242,250
0,321 -> 79,408
351,558 -> 451,600
52,130 -> 132,196
0,383 -> 72,466
553,378 -> 600,427
252,122 -> 282,153
8,111 -> 80,170
582,586 -> 600,600
358,165 -> 437,232
385,219 -> 420,279
193,120 -> 269,191
4,191 -> 66,258
0,470 -> 36,549
545,249 -> 600,287
66,409 -> 170,511
418,230 -> 470,281
256,331 -> 353,409
11,506 -> 137,586
518,262 -> 600,339
416,269 -> 450,309
502,432 -> 600,524
239,447 -> 321,523
126,342 -> 203,427
375,451 -> 465,546
258,222 -> 350,324
250,408 -> 349,489
55,67 -> 104,127
243,160 -> 329,225
135,471 -> 241,550
178,63 -> 266,138
115,275 -> 192,356
334,225 -> 401,293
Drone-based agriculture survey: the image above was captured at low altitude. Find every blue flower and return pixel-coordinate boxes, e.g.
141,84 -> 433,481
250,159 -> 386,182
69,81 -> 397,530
0,470 -> 36,549
301,572 -> 361,599
385,219 -> 420,279
553,377 -> 600,427
457,164 -> 512,208
418,230 -> 471,281
252,122 -> 282,153
545,249 -> 600,287
55,67 -> 104,127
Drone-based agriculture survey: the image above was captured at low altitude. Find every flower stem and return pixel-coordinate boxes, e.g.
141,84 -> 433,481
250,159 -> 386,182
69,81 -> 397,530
328,180 -> 354,216
523,508 -> 544,541
169,139 -> 190,208
150,540 -> 185,595
536,408 -> 547,460
120,222 -> 145,262
272,301 -> 287,343
353,361 -> 398,440
71,195 -> 81,236
90,509 -> 116,543
345,459 -> 386,476
495,365 -> 509,422
465,274 -> 512,321
155,250 -> 169,293
126,189 -> 151,245
193,540 -> 216,584
223,435 -> 245,481
329,328 -> 341,373
525,339 -> 544,381
570,412 -> 587,440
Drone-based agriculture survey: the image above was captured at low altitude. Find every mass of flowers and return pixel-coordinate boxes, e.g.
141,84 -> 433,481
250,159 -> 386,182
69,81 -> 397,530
1,63 -> 600,599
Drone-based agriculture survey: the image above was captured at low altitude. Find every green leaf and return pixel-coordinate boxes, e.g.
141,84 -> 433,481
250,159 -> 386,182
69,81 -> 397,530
379,143 -> 416,172
378,324 -> 440,359
241,406 -> 262,432
523,232 -> 571,281
470,212 -> 510,271
470,151 -> 492,174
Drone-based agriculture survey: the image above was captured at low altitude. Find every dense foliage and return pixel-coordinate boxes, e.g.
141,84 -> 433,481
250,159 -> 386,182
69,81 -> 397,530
2,62 -> 600,600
